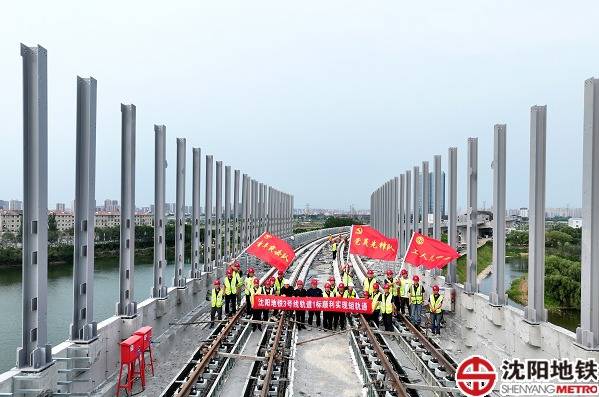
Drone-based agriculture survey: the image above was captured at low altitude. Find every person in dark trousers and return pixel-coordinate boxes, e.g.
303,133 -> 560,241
429,285 -> 444,335
243,267 -> 256,318
331,241 -> 337,260
322,283 -> 334,330
261,279 -> 275,322
250,278 -> 263,331
370,283 -> 381,326
344,283 -> 357,323
224,268 -> 238,315
306,278 -> 323,326
362,291 -> 371,322
209,279 -> 224,328
397,269 -> 411,316
380,284 -> 395,331
293,280 -> 307,330
333,283 -> 346,330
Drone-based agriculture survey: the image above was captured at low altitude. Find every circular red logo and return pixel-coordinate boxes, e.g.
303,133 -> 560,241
456,355 -> 497,397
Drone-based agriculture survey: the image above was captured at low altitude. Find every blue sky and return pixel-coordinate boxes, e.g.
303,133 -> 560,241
0,1 -> 597,210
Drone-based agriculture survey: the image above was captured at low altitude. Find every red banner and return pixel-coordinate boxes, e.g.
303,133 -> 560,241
246,231 -> 296,273
404,232 -> 460,269
252,295 -> 373,313
348,225 -> 398,261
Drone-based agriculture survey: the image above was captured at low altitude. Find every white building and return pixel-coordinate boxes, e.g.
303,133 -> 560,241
519,208 -> 529,218
9,200 -> 22,211
568,218 -> 582,229
0,210 -> 22,233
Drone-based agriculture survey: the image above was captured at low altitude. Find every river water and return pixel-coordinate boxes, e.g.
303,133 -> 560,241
0,258 -> 180,373
478,254 -> 580,332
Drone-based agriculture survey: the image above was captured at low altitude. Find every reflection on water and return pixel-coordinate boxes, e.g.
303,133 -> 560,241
0,258 -> 180,373
478,255 -> 580,332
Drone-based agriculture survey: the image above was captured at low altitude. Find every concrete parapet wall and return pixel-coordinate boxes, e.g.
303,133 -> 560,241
452,283 -> 599,368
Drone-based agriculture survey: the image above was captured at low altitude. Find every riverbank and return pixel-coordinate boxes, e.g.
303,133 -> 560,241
456,240 -> 492,283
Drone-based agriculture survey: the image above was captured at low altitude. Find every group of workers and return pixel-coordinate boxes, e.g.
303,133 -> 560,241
210,260 -> 445,335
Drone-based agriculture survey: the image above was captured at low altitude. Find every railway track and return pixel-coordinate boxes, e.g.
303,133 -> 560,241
160,233 -> 345,397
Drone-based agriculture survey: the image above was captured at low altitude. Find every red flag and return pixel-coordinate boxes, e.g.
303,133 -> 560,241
246,231 -> 296,273
348,225 -> 398,261
404,232 -> 459,269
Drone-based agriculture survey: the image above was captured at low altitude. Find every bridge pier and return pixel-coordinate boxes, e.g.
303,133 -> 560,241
70,76 -> 98,342
116,104 -> 137,317
577,78 -> 599,350
490,125 -> 507,306
525,106 -> 548,323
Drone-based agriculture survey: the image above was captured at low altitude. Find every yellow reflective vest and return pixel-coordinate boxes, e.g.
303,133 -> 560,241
398,277 -> 412,298
371,292 -> 381,312
384,278 -> 397,296
429,293 -> 444,314
211,288 -> 224,308
274,278 -> 285,295
250,286 -> 263,306
410,284 -> 424,304
342,272 -> 354,286
331,242 -> 337,252
262,286 -> 275,296
343,289 -> 357,299
244,276 -> 255,295
363,277 -> 378,295
234,270 -> 242,286
380,293 -> 394,314
323,290 -> 335,298
224,276 -> 238,295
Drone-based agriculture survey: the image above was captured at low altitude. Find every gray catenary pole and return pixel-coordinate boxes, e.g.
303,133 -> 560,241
191,147 -> 201,278
174,138 -> 186,288
465,137 -> 478,294
153,125 -> 168,295
447,147 -> 458,284
490,125 -> 507,306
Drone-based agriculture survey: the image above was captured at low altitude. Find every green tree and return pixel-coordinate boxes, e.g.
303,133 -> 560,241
545,230 -> 573,248
323,217 -> 362,229
48,214 -> 59,243
506,230 -> 528,246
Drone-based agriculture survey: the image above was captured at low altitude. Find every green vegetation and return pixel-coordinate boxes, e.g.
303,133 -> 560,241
323,216 -> 363,229
506,224 -> 582,310
455,241 -> 492,283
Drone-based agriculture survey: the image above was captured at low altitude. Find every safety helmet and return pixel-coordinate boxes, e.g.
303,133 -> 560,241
386,269 -> 394,277
213,279 -> 221,286
284,279 -> 290,286
253,278 -> 260,285
348,283 -> 354,289
372,283 -> 380,290
296,280 -> 304,287
367,269 -> 374,277
234,262 -> 240,269
413,275 -> 420,282
363,291 -> 370,298
383,283 -> 390,290
248,267 -> 255,274
268,277 -> 275,286
324,283 -> 331,289
310,279 -> 318,286
277,271 -> 284,277
338,283 -> 345,289
432,285 -> 440,292
226,268 -> 233,276
328,276 -> 335,283
400,269 -> 408,276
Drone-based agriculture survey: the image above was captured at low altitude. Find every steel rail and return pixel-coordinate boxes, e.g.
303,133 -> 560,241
398,313 -> 456,376
259,315 -> 286,397
358,314 -> 410,397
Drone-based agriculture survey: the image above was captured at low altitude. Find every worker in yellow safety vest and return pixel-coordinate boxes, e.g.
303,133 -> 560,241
380,284 -> 395,331
409,275 -> 424,326
363,269 -> 378,296
224,268 -> 238,316
274,271 -> 285,295
233,262 -> 243,305
370,283 -> 381,326
429,285 -> 444,335
331,241 -> 338,260
244,267 -> 256,317
210,280 -> 224,328
397,269 -> 411,316
249,278 -> 263,331
342,263 -> 354,286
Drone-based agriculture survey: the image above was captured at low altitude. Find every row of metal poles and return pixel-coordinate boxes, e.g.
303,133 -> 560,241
370,79 -> 599,350
16,44 -> 294,370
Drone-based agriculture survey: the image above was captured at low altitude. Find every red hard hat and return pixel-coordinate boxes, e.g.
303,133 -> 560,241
400,269 -> 408,275
432,285 -> 440,292
413,275 -> 420,282
248,267 -> 255,274
213,279 -> 221,286
372,283 -> 380,290
234,262 -> 240,268
297,280 -> 304,286
310,279 -> 318,286
254,278 -> 260,285
383,283 -> 390,290
338,283 -> 345,289
367,269 -> 374,276
328,276 -> 335,282
226,269 -> 233,275
268,278 -> 275,286
324,283 -> 331,289
363,291 -> 370,298
386,269 -> 394,277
